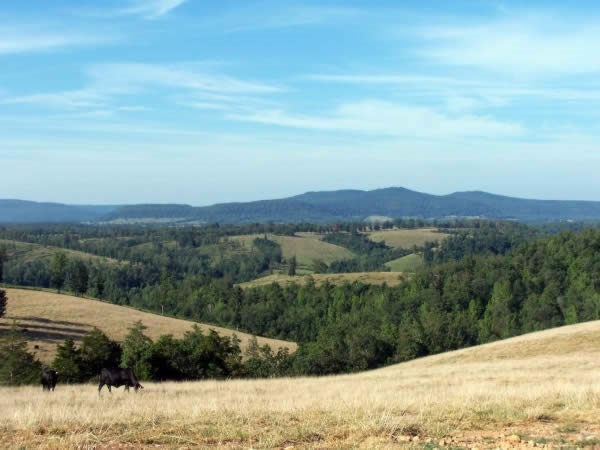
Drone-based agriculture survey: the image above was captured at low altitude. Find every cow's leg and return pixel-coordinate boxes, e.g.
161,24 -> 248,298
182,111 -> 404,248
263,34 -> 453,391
125,384 -> 130,392
107,385 -> 112,393
98,381 -> 104,394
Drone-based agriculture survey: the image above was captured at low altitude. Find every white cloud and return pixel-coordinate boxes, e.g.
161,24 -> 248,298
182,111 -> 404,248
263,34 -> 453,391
88,63 -> 282,94
118,0 -> 187,19
205,4 -> 361,32
3,89 -> 106,109
228,99 -> 523,139
0,28 -> 109,54
416,16 -> 600,77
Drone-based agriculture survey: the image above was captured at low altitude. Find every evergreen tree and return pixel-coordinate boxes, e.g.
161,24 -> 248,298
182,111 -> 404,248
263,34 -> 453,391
52,338 -> 82,383
51,251 -> 68,293
0,244 -> 7,282
0,289 -> 7,318
0,321 -> 42,385
79,327 -> 121,381
68,259 -> 89,295
288,255 -> 297,276
121,321 -> 153,380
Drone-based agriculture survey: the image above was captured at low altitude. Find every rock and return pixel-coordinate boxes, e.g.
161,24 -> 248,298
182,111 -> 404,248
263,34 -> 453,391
412,436 -> 420,442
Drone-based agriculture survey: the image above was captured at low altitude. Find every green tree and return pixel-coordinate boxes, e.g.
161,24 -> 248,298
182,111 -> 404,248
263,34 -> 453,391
121,321 -> 153,380
0,321 -> 42,385
0,289 -> 7,318
52,338 -> 82,383
68,259 -> 89,295
79,327 -> 121,381
288,255 -> 297,276
0,244 -> 7,282
51,251 -> 68,293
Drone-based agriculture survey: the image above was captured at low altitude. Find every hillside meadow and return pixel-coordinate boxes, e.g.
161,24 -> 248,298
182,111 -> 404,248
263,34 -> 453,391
0,239 -> 122,266
228,233 -> 354,267
1,320 -> 600,448
366,228 -> 450,249
0,288 -> 296,364
238,272 -> 405,289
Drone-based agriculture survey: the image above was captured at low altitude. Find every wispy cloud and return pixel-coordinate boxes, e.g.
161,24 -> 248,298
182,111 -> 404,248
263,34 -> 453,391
0,27 -> 110,55
3,89 -> 107,109
415,14 -> 600,77
3,62 -> 281,114
305,73 -> 600,107
88,63 -> 282,94
117,0 -> 187,19
204,3 -> 361,32
228,99 -> 524,139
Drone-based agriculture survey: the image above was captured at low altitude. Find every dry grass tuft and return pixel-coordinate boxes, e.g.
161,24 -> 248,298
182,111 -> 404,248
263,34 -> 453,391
2,321 -> 600,448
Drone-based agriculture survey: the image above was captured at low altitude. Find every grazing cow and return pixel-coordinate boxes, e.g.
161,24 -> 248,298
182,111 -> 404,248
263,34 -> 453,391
41,369 -> 58,391
98,368 -> 143,393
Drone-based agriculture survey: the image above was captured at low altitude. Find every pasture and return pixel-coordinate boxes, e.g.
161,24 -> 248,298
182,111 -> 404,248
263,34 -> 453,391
238,272 -> 404,289
366,228 -> 450,249
384,253 -> 424,272
0,288 -> 296,364
228,233 -> 354,267
1,320 -> 600,448
0,239 -> 122,266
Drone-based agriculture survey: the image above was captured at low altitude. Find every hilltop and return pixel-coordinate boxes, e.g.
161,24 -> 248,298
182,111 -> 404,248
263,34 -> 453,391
0,288 -> 296,363
1,320 -> 599,448
3,187 -> 600,223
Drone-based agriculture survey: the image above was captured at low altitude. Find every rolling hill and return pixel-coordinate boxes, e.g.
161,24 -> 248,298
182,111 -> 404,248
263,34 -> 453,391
3,187 -> 600,223
1,320 -> 599,448
0,288 -> 296,363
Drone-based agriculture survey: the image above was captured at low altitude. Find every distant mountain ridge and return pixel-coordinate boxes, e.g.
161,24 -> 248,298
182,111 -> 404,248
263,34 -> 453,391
2,187 -> 600,224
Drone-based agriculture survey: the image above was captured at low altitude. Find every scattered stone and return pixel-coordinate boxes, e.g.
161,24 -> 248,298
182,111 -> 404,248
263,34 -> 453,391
412,436 -> 420,442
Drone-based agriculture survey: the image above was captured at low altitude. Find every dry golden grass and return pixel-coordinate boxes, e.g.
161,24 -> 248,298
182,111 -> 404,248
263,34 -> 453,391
229,233 -> 354,266
0,239 -> 122,265
366,228 -> 451,249
238,272 -> 405,289
2,321 -> 600,448
0,288 -> 296,363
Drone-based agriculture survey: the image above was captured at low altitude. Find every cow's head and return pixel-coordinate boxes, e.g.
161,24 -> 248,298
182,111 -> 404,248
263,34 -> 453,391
134,382 -> 144,392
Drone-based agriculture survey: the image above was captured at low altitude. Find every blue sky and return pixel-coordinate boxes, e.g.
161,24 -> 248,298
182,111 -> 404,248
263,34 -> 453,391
1,0 -> 600,205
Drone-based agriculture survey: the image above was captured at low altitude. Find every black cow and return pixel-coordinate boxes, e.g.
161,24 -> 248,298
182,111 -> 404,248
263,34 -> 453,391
41,369 -> 58,391
98,368 -> 143,393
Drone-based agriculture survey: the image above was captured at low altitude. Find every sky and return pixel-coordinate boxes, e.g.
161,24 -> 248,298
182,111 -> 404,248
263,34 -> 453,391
1,0 -> 600,205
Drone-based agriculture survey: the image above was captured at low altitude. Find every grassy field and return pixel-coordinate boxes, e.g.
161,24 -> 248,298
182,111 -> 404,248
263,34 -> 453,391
384,253 -> 424,272
366,228 -> 450,249
229,233 -> 354,267
0,239 -> 121,265
0,288 -> 296,363
238,272 -> 405,289
1,321 -> 599,448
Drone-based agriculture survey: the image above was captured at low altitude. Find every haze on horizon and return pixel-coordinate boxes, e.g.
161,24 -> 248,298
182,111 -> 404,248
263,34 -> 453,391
1,0 -> 600,205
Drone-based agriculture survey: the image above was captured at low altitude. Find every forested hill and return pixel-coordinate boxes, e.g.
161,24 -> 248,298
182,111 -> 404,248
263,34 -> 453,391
3,187 -> 600,223
0,200 -> 117,223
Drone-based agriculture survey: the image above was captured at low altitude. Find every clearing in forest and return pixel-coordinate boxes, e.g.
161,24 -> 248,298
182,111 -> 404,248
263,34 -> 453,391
228,233 -> 354,267
0,288 -> 296,364
238,271 -> 404,289
366,227 -> 450,249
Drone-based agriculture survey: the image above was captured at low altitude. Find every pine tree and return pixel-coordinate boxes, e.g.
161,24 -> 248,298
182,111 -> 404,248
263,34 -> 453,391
51,251 -> 68,293
0,321 -> 42,385
0,289 -> 7,318
121,321 -> 153,380
53,338 -> 82,383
